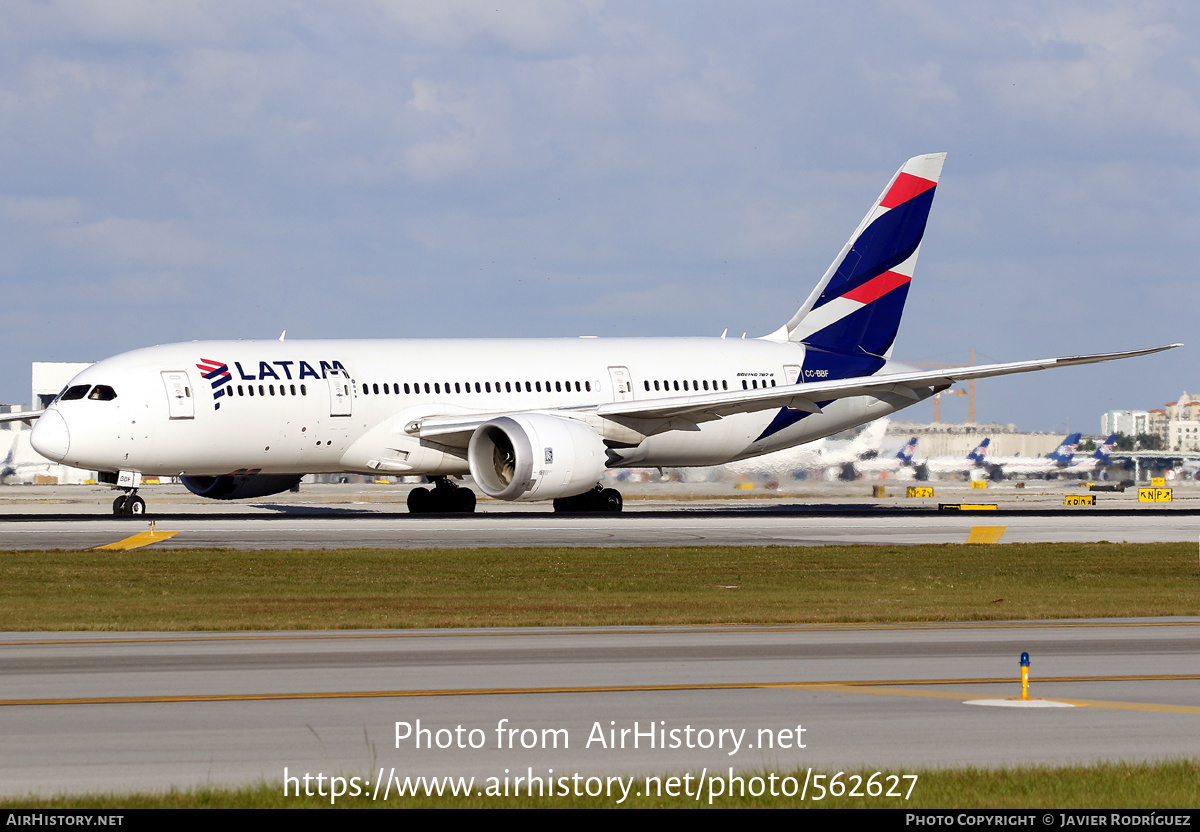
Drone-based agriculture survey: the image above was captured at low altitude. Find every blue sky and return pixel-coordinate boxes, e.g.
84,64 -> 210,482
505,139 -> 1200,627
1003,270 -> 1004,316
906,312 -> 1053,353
1,1 -> 1196,432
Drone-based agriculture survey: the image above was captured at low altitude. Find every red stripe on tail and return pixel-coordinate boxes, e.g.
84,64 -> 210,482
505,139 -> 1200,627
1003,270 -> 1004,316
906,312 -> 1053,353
880,172 -> 936,209
841,270 -> 911,304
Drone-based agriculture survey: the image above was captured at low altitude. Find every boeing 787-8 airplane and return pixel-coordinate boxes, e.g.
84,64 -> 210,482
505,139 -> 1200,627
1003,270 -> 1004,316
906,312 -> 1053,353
1,153 -> 1177,514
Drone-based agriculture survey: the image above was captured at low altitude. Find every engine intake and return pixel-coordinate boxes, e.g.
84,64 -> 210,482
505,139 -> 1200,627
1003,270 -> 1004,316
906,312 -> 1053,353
181,474 -> 303,500
468,414 -> 607,501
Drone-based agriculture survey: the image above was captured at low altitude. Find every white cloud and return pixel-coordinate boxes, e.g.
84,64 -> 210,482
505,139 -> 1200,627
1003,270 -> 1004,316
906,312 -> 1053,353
980,5 -> 1200,137
52,218 -> 210,269
371,0 -> 596,55
0,196 -> 85,224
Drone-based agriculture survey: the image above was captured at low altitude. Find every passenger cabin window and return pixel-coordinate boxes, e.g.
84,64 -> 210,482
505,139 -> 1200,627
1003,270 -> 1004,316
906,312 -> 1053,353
88,385 -> 118,401
60,385 -> 90,401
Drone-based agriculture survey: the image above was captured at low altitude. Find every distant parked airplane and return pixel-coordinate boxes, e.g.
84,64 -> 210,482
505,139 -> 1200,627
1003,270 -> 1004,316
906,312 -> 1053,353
983,433 -> 1083,479
915,437 -> 990,480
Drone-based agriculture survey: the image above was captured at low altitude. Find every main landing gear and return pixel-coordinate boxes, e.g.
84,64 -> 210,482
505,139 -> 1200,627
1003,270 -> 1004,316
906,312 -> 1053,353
552,485 -> 623,513
407,477 -> 477,514
112,491 -> 146,515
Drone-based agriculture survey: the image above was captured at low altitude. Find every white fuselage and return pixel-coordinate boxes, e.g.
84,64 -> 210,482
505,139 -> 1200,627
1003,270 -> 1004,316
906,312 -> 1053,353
985,456 -> 1072,476
33,337 -> 921,478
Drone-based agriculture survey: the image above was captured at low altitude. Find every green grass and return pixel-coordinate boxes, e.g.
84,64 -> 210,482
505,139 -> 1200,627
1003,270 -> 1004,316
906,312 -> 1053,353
0,542 -> 1196,631
6,761 -> 1198,808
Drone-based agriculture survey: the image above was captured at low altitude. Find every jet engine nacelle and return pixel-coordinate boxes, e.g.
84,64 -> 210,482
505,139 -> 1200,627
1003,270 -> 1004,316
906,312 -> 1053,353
467,414 -> 607,501
181,473 -> 304,500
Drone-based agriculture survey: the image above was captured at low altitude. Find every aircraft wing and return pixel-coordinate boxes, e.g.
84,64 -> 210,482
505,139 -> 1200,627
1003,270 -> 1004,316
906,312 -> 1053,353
596,344 -> 1179,423
0,410 -> 43,425
409,344 -> 1179,447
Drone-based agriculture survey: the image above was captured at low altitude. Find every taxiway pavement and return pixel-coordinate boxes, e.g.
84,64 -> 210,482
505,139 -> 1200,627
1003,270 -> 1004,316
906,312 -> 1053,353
1,620 -> 1197,799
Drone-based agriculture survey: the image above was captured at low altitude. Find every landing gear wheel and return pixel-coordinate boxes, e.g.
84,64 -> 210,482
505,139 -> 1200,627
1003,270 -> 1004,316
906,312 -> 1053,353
407,481 -> 476,514
600,488 -> 623,512
407,487 -> 431,514
125,495 -> 146,515
455,487 -> 476,513
553,486 -> 623,513
112,496 -> 127,515
429,479 -> 475,513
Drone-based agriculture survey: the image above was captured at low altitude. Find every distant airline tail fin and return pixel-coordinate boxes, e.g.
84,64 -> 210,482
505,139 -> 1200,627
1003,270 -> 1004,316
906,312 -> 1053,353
1047,432 -> 1083,464
769,153 -> 946,359
967,438 -> 990,464
896,437 -> 918,464
1,436 -> 15,479
1093,434 -> 1118,462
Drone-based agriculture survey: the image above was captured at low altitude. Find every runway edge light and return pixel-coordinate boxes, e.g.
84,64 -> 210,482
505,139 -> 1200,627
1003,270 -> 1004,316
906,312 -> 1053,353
1020,652 -> 1030,701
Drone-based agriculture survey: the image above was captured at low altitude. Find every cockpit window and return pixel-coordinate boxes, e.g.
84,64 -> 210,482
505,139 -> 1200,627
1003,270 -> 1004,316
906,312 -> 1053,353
88,385 -> 118,401
59,385 -> 91,401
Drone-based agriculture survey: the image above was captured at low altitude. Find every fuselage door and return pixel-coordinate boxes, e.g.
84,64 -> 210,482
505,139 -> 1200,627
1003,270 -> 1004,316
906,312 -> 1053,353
327,369 -> 353,417
608,366 -> 633,402
161,371 -> 194,419
784,364 -> 802,385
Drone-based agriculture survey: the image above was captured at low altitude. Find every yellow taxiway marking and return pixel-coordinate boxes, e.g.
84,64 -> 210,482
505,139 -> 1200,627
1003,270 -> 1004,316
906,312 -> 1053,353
93,530 -> 179,551
2,674 -> 1198,709
2,618 -> 1200,648
965,525 -> 1007,544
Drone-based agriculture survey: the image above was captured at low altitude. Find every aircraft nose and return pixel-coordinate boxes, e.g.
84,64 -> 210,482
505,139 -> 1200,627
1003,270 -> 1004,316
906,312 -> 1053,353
31,409 -> 70,462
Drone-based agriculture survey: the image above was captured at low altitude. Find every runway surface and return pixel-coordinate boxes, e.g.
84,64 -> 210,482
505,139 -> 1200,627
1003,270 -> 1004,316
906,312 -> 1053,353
1,619 -> 1198,800
3,510 -> 1200,550
3,482 -> 1199,550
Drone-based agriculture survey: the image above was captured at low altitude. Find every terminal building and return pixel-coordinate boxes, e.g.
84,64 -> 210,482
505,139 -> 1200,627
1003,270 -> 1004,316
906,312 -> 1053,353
884,421 -> 1071,459
1103,391 -> 1200,451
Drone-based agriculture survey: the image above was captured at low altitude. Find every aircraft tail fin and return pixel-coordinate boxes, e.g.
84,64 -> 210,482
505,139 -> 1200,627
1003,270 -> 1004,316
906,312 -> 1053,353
967,438 -> 990,464
896,437 -> 919,464
1,435 -> 15,479
848,418 -> 889,455
1093,434 -> 1118,462
1047,433 -> 1083,464
770,153 -> 946,359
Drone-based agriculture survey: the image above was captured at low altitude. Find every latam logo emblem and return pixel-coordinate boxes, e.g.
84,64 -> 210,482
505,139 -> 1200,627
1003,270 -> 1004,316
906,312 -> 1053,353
195,358 -> 348,411
197,358 -> 233,410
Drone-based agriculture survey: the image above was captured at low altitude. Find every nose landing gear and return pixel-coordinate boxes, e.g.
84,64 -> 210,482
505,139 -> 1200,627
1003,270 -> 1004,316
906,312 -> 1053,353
112,491 -> 146,515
